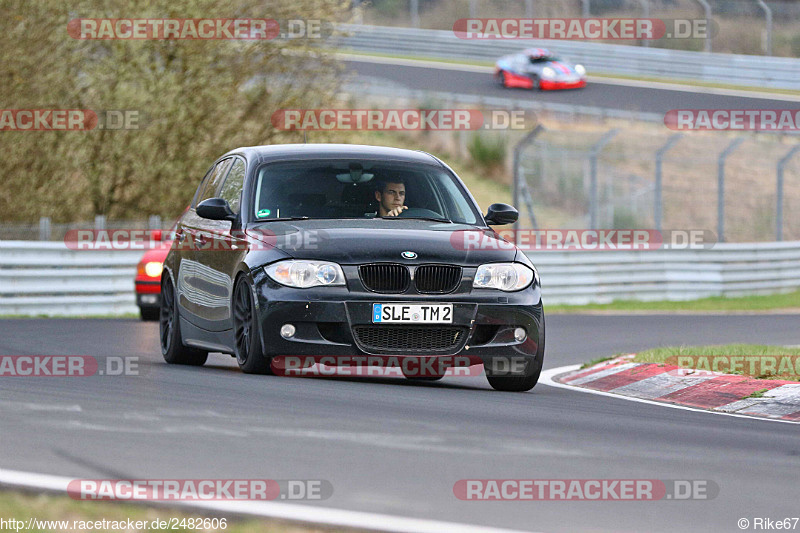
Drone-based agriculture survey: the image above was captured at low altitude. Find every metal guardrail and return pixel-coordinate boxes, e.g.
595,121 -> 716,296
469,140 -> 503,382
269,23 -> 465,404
2,240 -> 799,316
0,242 -> 141,316
336,24 -> 800,90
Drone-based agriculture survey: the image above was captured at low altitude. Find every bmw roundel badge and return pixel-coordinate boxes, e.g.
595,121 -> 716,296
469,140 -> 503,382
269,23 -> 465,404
401,251 -> 418,259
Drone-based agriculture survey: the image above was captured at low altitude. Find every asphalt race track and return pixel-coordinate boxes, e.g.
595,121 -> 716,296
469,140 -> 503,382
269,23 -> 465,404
346,59 -> 799,114
1,315 -> 798,532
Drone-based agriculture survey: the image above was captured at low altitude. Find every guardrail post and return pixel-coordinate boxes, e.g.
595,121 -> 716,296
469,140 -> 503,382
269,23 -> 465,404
525,0 -> 534,18
513,125 -> 545,237
94,215 -> 106,230
469,0 -> 477,18
776,145 -> 800,241
717,137 -> 746,243
654,133 -> 683,231
589,129 -> 620,228
581,0 -> 590,17
148,215 -> 162,230
694,0 -> 712,52
639,0 -> 650,47
755,0 -> 773,56
410,0 -> 419,28
38,217 -> 51,241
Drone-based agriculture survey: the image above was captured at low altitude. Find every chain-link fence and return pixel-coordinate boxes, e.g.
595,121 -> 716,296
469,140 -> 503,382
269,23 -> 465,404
356,0 -> 800,57
514,123 -> 800,242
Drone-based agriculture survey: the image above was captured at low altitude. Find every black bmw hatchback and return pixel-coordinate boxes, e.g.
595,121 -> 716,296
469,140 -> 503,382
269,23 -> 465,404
160,144 -> 544,391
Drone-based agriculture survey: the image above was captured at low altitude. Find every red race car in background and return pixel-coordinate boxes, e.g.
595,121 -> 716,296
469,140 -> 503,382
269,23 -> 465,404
135,230 -> 171,321
495,48 -> 587,90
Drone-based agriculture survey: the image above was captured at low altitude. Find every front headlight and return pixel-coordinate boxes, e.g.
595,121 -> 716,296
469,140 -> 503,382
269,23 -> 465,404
144,261 -> 163,278
473,263 -> 535,292
265,260 -> 345,288
574,64 -> 586,76
541,67 -> 556,79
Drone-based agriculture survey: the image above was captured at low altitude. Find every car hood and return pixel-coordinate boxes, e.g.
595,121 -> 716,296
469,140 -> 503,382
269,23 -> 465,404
248,219 -> 518,266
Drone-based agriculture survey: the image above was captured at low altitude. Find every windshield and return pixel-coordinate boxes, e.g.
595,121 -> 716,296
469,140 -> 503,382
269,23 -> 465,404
529,55 -> 559,63
252,160 -> 481,224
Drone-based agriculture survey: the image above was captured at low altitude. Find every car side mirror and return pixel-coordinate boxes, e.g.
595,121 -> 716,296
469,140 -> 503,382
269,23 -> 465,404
197,198 -> 236,221
484,203 -> 518,225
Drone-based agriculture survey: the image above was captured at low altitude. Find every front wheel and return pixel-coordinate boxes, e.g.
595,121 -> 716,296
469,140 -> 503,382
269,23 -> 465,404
160,276 -> 208,366
496,70 -> 508,88
233,277 -> 272,374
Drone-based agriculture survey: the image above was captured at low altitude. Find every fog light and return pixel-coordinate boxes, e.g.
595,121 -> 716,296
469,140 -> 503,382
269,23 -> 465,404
514,327 -> 527,342
280,324 -> 296,339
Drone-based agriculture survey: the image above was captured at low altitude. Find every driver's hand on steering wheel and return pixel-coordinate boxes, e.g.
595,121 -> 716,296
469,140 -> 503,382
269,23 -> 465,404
386,205 -> 408,217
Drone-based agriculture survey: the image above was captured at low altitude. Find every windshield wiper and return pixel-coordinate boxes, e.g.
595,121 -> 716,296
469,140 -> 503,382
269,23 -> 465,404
381,216 -> 453,223
258,216 -> 311,222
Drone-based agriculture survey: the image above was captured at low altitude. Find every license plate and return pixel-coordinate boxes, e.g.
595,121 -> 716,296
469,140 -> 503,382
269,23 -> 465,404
372,303 -> 453,324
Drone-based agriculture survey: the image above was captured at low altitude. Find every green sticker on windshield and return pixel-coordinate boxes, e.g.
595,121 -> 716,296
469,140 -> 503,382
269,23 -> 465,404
257,209 -> 271,218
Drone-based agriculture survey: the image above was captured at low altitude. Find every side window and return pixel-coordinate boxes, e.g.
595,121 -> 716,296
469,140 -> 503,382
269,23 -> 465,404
218,159 -> 245,215
196,158 -> 233,205
191,166 -> 215,208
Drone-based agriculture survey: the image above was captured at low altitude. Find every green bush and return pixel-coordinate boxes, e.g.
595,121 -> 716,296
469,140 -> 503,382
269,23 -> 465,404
467,133 -> 506,171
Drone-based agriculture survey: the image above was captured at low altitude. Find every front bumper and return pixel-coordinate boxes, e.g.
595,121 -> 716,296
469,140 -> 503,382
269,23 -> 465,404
135,280 -> 161,309
540,78 -> 587,90
252,268 -> 543,367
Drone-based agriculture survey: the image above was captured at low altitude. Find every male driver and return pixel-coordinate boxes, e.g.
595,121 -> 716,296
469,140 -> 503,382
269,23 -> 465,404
374,179 -> 408,217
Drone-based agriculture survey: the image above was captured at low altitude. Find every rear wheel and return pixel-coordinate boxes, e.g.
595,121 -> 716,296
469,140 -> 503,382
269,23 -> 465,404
233,277 -> 272,375
486,315 -> 545,392
497,70 -> 508,88
160,276 -> 208,366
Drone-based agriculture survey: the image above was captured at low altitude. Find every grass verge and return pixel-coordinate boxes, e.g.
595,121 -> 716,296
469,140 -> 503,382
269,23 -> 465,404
545,290 -> 800,314
0,490 -> 338,533
632,344 -> 800,381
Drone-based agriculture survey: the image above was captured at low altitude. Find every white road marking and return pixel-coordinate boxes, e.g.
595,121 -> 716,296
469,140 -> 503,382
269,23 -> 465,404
338,52 -> 800,101
0,467 -> 536,533
540,365 -> 800,425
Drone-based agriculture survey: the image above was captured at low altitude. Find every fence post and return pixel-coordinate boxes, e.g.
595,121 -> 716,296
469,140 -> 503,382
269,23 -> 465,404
755,0 -> 773,56
525,0 -> 534,18
654,134 -> 683,231
94,215 -> 106,230
776,145 -> 800,241
38,217 -> 51,241
469,0 -> 477,18
589,129 -> 620,228
694,0 -> 712,52
717,137 -> 746,243
410,0 -> 419,28
148,215 -> 162,230
581,0 -> 590,17
513,125 -> 545,237
639,0 -> 650,47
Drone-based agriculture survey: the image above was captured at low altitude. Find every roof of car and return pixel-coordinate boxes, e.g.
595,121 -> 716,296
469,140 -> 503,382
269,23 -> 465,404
223,144 -> 443,166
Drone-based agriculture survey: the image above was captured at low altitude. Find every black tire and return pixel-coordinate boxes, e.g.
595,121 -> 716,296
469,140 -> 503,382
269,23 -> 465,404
233,277 -> 272,375
160,276 -> 208,366
139,307 -> 159,321
497,70 -> 508,88
486,314 -> 545,392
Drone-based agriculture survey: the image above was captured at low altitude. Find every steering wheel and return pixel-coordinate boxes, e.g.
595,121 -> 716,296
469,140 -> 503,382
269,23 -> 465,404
397,207 -> 443,219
